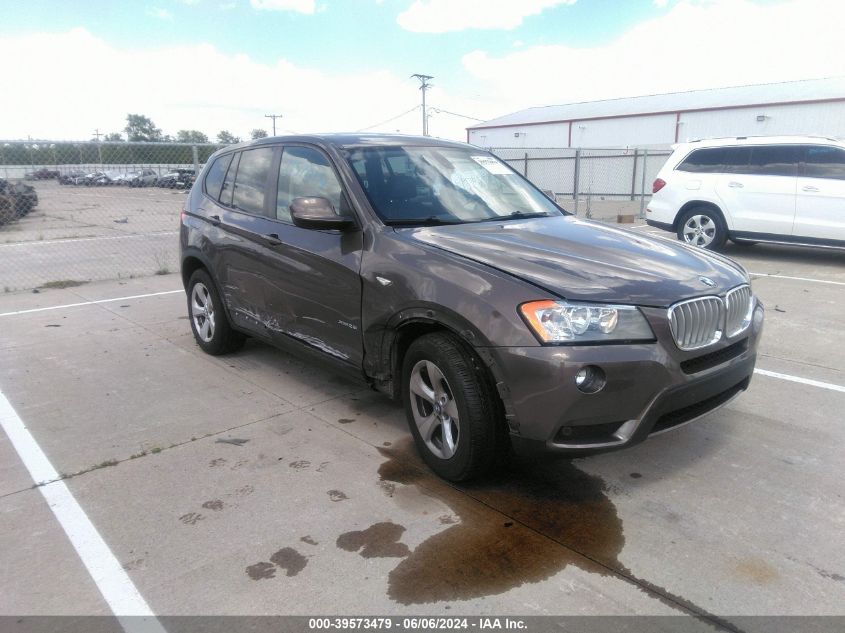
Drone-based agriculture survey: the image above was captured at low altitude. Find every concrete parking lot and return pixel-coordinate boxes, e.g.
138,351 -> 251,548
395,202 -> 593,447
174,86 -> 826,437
1,229 -> 844,630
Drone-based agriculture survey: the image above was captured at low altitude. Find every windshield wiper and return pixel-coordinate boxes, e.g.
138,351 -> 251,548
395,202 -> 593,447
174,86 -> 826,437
385,216 -> 463,226
476,211 -> 552,223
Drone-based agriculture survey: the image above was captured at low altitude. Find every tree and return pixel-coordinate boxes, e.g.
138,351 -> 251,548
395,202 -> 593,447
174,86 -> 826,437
103,132 -> 123,142
124,114 -> 163,142
176,129 -> 210,143
217,130 -> 241,144
250,128 -> 268,140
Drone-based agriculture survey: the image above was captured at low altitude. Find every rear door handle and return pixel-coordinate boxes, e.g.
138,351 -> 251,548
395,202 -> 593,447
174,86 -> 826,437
802,185 -> 820,192
727,181 -> 744,188
264,233 -> 283,246
209,214 -> 221,227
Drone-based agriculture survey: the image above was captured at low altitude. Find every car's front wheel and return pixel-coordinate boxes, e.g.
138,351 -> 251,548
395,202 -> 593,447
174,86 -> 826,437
677,206 -> 727,250
187,269 -> 245,355
402,332 -> 504,482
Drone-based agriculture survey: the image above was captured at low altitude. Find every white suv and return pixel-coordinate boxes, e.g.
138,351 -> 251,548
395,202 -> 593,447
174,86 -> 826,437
646,135 -> 845,250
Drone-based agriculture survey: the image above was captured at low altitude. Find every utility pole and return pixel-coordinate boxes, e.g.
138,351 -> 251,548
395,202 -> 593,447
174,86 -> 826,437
264,114 -> 283,136
411,74 -> 433,136
92,129 -> 103,166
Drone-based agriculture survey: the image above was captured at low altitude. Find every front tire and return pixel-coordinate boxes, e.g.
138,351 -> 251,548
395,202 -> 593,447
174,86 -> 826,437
677,206 -> 727,250
187,269 -> 245,355
402,332 -> 504,482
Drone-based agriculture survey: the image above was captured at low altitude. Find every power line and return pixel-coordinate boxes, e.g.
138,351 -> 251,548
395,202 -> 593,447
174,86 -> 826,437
428,107 -> 485,122
356,105 -> 421,132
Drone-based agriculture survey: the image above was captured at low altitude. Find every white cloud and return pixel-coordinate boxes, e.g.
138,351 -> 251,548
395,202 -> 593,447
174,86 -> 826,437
0,28 -> 489,142
462,0 -> 845,117
653,0 -> 669,7
250,0 -> 315,13
397,0 -> 575,33
147,6 -> 173,19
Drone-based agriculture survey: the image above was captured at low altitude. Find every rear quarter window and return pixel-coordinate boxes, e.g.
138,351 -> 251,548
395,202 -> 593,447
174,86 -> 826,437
204,154 -> 233,201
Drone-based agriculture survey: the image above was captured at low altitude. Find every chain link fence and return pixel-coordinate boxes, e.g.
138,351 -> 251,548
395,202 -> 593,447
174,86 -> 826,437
488,147 -> 672,220
0,141 -> 226,292
0,140 -> 672,293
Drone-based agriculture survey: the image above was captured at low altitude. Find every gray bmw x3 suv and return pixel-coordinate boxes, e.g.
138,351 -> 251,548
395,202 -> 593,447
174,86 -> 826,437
180,134 -> 764,481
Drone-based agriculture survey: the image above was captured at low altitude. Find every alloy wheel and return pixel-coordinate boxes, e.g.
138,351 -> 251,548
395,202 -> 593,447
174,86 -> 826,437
190,282 -> 216,342
409,360 -> 460,459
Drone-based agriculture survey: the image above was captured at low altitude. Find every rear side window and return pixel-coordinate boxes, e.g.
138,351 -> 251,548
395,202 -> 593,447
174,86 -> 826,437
745,145 -> 801,177
276,146 -> 346,223
232,147 -> 275,215
804,146 -> 845,180
203,154 -> 233,201
677,146 -> 751,174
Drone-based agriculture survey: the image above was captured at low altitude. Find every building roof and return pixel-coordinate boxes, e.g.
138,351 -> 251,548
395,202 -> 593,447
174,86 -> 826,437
469,77 -> 845,130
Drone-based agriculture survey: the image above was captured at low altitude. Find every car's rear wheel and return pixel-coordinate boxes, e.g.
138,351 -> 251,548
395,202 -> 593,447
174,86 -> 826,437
402,332 -> 504,482
677,206 -> 727,250
187,269 -> 245,355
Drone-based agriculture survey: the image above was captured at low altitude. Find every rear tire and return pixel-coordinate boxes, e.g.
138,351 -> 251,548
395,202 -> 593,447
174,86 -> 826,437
402,332 -> 505,482
677,206 -> 728,250
187,269 -> 245,355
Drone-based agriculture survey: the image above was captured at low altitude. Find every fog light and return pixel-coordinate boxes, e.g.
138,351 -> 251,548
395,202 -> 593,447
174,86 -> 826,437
753,304 -> 765,333
575,365 -> 606,394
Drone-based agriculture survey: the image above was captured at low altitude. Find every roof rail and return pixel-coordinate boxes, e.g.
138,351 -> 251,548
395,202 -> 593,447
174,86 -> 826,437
688,134 -> 840,143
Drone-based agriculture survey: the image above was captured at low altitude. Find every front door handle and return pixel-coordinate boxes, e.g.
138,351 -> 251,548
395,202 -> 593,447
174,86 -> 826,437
727,181 -> 744,188
209,214 -> 221,227
264,233 -> 283,246
802,185 -> 820,192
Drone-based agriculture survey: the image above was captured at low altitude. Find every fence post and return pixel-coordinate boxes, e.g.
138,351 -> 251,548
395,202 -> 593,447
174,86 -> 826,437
639,149 -> 649,218
630,149 -> 639,201
573,149 -> 581,216
523,152 -> 528,177
192,145 -> 200,175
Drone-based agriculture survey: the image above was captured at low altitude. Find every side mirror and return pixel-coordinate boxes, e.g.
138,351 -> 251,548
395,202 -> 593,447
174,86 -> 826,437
290,197 -> 355,231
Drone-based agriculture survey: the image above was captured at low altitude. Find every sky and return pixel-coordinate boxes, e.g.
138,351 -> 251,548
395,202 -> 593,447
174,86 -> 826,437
1,0 -> 844,142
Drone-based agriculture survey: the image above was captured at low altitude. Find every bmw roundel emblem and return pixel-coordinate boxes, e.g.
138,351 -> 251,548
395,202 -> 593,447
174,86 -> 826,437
699,276 -> 717,287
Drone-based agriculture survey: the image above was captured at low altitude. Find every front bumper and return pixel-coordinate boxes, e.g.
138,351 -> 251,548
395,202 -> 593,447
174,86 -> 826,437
484,305 -> 762,456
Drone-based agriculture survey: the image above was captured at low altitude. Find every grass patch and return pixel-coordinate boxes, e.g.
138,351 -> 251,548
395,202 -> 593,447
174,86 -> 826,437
39,279 -> 89,290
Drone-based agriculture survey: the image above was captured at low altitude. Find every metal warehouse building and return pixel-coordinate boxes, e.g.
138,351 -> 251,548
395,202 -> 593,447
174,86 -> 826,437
467,77 -> 845,149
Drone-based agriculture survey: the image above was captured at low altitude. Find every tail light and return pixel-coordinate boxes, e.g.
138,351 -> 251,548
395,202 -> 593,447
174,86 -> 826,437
652,178 -> 666,194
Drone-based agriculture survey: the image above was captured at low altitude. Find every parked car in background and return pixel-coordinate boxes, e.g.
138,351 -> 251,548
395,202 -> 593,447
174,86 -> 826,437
59,171 -> 87,185
91,171 -> 122,186
127,169 -> 159,187
181,134 -> 763,482
24,169 -> 60,180
0,178 -> 38,223
158,169 -> 195,189
647,135 -> 845,250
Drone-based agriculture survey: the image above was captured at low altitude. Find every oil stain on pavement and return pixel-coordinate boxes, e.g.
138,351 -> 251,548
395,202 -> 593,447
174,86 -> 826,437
246,547 -> 308,580
376,441 -> 621,604
374,440 -> 745,633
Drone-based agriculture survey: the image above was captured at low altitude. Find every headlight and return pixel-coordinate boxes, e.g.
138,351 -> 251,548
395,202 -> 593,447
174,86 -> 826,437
519,300 -> 654,344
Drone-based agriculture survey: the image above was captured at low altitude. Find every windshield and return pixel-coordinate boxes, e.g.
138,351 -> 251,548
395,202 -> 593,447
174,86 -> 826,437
343,145 -> 564,226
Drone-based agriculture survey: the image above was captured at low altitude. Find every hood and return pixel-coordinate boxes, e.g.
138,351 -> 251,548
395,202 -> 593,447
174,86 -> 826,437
405,216 -> 748,307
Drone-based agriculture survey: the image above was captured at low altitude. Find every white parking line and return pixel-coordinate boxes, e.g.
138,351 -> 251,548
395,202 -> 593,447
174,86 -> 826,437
0,390 -> 166,632
749,272 -> 845,287
0,290 -> 183,317
754,369 -> 845,394
0,232 -> 178,248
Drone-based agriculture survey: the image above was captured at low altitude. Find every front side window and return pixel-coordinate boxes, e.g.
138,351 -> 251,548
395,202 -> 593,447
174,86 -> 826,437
342,145 -> 562,225
804,146 -> 845,180
276,146 -> 345,223
204,153 -> 233,201
232,147 -> 275,215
